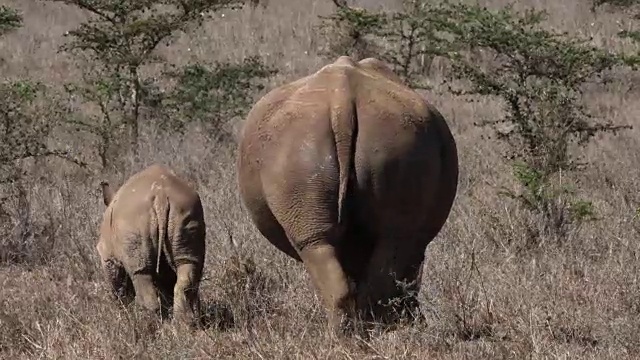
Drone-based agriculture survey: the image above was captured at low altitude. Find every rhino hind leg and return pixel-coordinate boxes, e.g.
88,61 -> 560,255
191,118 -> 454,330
387,260 -> 426,324
154,253 -> 177,319
299,242 -> 357,336
102,258 -> 135,306
172,262 -> 203,328
357,233 -> 427,327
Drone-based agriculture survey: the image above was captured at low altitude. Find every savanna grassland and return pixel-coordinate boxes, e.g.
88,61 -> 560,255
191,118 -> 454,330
1,0 -> 640,359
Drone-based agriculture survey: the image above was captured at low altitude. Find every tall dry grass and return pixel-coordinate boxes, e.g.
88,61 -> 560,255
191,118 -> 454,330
1,0 -> 640,358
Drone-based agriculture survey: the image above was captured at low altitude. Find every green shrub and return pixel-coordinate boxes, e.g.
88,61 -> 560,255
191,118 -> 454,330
0,5 -> 22,35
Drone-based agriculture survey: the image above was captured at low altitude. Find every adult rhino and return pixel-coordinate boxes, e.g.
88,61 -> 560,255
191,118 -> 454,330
97,164 -> 206,328
236,56 -> 459,334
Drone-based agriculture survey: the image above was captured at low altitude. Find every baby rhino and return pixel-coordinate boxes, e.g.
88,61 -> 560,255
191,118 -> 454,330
97,164 -> 206,327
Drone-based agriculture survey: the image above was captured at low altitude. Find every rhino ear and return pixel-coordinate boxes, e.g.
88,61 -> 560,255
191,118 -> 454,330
100,181 -> 114,206
332,0 -> 347,8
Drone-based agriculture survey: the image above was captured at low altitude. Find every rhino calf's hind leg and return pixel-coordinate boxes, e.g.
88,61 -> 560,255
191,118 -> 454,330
156,260 -> 177,319
156,282 -> 175,320
132,273 -> 161,316
173,263 -> 202,327
103,259 -> 135,306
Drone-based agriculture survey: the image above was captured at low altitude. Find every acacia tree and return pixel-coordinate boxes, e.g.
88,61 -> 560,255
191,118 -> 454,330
48,0 -> 263,168
1,7 -> 85,186
0,6 -> 86,264
437,3 -> 631,240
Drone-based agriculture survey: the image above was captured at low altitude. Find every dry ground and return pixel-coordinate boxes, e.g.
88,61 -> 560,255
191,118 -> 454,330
1,0 -> 640,359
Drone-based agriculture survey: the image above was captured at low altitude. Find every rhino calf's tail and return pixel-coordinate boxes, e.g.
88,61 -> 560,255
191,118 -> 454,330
154,194 -> 171,274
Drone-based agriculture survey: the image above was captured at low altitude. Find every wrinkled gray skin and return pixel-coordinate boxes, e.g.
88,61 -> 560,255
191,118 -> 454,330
97,164 -> 206,328
237,56 -> 459,335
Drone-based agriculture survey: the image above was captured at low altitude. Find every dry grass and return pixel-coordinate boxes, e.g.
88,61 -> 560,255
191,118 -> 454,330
1,0 -> 640,358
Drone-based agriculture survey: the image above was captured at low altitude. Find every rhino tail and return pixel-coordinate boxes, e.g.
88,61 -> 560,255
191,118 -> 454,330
330,86 -> 357,225
155,195 -> 171,274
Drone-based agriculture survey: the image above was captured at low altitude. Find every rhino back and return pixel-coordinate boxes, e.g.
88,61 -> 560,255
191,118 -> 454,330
239,56 -> 456,232
240,56 -> 437,163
